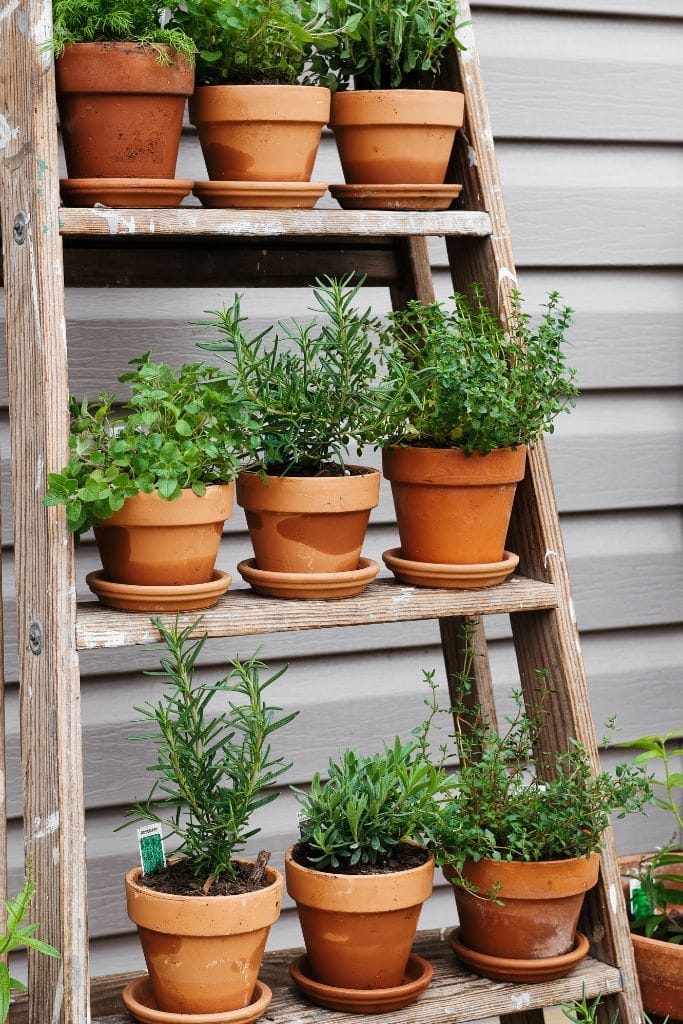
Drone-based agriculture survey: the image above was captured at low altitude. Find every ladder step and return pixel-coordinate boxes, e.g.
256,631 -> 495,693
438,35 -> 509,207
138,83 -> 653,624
76,576 -> 558,650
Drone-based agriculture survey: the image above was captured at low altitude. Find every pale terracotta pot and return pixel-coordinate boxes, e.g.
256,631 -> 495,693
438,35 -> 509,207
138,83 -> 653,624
56,42 -> 194,179
444,853 -> 600,961
125,862 -> 282,1014
382,445 -> 526,565
189,84 -> 331,181
330,89 -> 464,185
631,932 -> 682,1022
236,467 -> 379,574
285,846 -> 434,989
94,484 -> 233,586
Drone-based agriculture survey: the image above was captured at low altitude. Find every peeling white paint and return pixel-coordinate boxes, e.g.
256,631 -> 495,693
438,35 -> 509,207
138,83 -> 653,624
32,810 -> 60,840
569,596 -> 577,625
498,266 -> 517,288
0,113 -> 19,150
35,454 -> 44,491
93,208 -> 136,234
52,845 -> 60,864
511,991 -> 531,1010
51,964 -> 64,1024
480,127 -> 494,149
467,145 -> 478,167
33,3 -> 53,66
543,548 -> 557,570
0,0 -> 20,23
609,882 -> 618,914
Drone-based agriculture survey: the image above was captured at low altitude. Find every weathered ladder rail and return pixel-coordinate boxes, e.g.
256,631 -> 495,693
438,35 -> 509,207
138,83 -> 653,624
0,0 -> 643,1022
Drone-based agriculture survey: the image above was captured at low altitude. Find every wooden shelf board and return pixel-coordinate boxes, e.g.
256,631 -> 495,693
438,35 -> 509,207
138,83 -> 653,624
58,207 -> 492,239
71,931 -> 622,1023
75,576 -> 558,650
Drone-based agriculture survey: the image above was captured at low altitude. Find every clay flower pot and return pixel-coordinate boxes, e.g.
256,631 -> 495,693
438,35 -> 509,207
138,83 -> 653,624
236,467 -> 380,574
330,89 -> 464,185
189,84 -> 331,181
56,42 -> 194,179
444,853 -> 600,962
382,445 -> 527,565
285,846 -> 434,989
94,484 -> 233,586
631,932 -> 683,1022
125,862 -> 283,1015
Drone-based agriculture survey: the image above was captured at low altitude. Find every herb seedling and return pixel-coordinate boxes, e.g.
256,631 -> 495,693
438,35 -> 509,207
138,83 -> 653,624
0,865 -> 60,1022
51,0 -> 196,60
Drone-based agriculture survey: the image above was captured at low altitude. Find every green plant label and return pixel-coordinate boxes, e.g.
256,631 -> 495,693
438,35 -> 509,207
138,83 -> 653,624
137,825 -> 166,876
628,878 -> 649,919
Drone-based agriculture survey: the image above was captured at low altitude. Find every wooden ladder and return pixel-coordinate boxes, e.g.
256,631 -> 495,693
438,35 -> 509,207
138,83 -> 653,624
0,3 -> 642,1022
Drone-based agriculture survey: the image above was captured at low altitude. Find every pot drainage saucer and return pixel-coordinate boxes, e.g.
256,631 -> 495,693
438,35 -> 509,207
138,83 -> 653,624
193,181 -> 327,209
122,975 -> 272,1024
237,557 -> 379,600
382,548 -> 519,589
289,952 -> 433,1013
330,183 -> 462,211
86,569 -> 231,612
60,178 -> 194,208
449,928 -> 590,983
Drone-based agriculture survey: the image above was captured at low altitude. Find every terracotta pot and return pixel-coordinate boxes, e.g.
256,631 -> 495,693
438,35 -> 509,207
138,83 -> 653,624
382,445 -> 527,564
285,846 -> 434,989
189,85 -> 331,181
330,89 -> 464,185
56,42 -> 194,179
444,854 -> 600,960
125,862 -> 283,1015
236,467 -> 380,574
631,932 -> 683,1022
94,484 -> 233,586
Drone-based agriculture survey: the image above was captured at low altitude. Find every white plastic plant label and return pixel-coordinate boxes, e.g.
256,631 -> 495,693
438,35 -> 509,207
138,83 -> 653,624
137,824 -> 166,875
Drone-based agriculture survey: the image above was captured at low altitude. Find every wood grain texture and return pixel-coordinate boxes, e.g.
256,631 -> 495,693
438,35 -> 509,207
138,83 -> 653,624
0,3 -> 88,1021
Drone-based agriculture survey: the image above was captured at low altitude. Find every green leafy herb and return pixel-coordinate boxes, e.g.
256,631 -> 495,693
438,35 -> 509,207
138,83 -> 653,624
119,618 -> 297,884
51,0 -> 196,61
0,864 -> 60,1023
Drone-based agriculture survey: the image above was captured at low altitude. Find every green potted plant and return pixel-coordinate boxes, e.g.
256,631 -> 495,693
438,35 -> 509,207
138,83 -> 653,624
52,0 -> 196,204
620,732 -> 683,1022
198,275 -> 400,599
312,0 -> 467,198
166,0 -> 344,196
433,647 -> 652,983
120,618 -> 296,1017
43,353 -> 255,610
285,687 -> 451,1011
379,286 -> 579,588
0,866 -> 61,1021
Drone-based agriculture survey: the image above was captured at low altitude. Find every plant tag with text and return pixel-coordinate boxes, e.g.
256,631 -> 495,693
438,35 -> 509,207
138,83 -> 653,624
137,824 -> 166,875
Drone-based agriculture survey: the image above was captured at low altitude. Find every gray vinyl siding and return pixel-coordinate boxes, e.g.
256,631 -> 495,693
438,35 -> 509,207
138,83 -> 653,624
0,1 -> 682,976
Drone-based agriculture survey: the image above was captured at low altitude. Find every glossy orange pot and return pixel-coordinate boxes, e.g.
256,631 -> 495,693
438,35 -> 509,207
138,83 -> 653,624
285,846 -> 434,989
444,854 -> 600,961
56,42 -> 194,179
330,89 -> 464,185
236,468 -> 379,574
631,933 -> 682,1022
125,862 -> 282,1014
382,445 -> 526,564
94,484 -> 233,586
189,84 -> 330,181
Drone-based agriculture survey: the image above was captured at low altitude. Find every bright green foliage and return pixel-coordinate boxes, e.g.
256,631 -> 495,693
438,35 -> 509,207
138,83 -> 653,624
51,0 -> 196,60
381,286 -> 579,454
120,618 -> 297,883
197,276 -> 402,473
293,736 -> 453,869
560,987 -> 618,1024
312,0 -> 467,90
167,0 -> 343,84
0,866 -> 60,1023
43,353 -> 256,540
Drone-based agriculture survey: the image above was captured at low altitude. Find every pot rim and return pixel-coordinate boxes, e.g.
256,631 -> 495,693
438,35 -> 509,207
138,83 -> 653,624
382,444 -> 527,486
236,465 -> 380,514
330,88 -> 464,127
444,852 -> 600,900
98,482 -> 233,528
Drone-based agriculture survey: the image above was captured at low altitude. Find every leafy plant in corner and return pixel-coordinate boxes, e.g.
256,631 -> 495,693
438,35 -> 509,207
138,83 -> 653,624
43,353 -> 256,541
51,0 -> 196,61
0,864 -> 60,1022
312,0 -> 469,90
197,275 -> 404,474
120,618 -> 297,885
381,285 -> 579,454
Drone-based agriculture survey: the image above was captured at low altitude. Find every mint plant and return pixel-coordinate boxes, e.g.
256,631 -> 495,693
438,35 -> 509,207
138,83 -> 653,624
381,286 -> 579,455
51,0 -> 196,61
120,618 -> 297,885
0,866 -> 60,1022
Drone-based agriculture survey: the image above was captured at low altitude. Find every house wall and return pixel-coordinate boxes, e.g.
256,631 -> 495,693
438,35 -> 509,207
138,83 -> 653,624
0,0 -> 681,977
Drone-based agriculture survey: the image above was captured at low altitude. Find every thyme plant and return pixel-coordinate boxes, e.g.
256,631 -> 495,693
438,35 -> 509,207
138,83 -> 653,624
51,0 -> 196,61
381,286 -> 579,454
121,618 -> 297,883
0,866 -> 60,1021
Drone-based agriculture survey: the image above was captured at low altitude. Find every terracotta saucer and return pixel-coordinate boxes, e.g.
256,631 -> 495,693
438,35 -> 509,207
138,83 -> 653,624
193,181 -> 327,209
289,953 -> 433,1013
382,548 -> 519,589
60,178 -> 193,208
122,975 -> 272,1024
237,557 -> 379,600
85,569 -> 231,612
330,183 -> 462,211
449,927 -> 590,983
